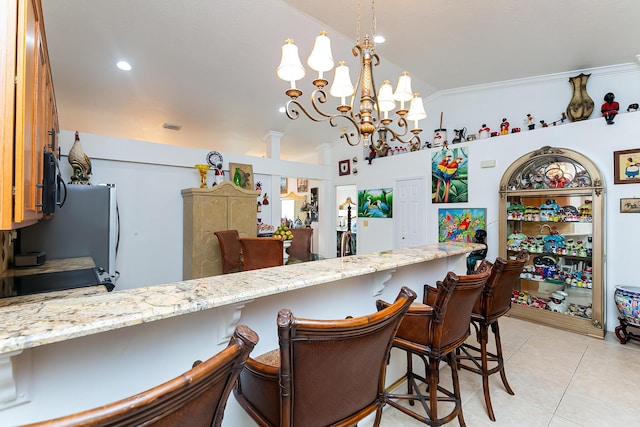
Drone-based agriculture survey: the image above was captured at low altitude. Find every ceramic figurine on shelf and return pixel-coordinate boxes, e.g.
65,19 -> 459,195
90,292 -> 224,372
540,120 -> 548,128
213,165 -> 224,186
262,193 -> 269,205
627,103 -> 639,112
601,92 -> 619,124
366,148 -> 376,164
525,114 -> 535,130
255,181 -> 262,191
452,127 -> 466,144
68,131 -> 92,185
478,124 -> 490,139
500,118 -> 509,135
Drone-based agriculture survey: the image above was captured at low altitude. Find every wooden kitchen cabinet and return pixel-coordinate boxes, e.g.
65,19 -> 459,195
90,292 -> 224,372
182,182 -> 260,279
499,146 -> 605,338
1,0 -> 58,230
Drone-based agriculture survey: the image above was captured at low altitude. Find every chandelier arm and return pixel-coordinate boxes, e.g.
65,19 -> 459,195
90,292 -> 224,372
285,98 -> 333,123
309,88 -> 336,119
331,115 -> 363,146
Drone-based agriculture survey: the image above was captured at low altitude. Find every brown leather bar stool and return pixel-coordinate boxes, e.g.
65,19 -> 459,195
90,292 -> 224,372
24,325 -> 258,427
238,237 -> 283,270
234,286 -> 417,427
456,250 -> 529,421
214,230 -> 243,273
376,263 -> 491,427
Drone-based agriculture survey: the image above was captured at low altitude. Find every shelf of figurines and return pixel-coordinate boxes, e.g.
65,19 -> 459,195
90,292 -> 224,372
511,288 -> 593,319
507,232 -> 593,258
506,199 -> 593,223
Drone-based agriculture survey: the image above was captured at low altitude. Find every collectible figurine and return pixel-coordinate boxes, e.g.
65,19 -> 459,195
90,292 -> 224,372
478,124 -> 491,139
525,114 -> 535,130
213,165 -> 224,186
262,193 -> 269,205
500,118 -> 509,135
627,103 -> 639,112
601,92 -> 619,125
466,229 -> 487,275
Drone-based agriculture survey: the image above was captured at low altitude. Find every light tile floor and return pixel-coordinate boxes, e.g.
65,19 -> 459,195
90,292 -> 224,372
363,315 -> 640,427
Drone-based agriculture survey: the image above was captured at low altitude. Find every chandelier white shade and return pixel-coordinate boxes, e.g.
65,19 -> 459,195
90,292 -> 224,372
276,3 -> 428,156
307,31 -> 334,79
277,40 -> 305,89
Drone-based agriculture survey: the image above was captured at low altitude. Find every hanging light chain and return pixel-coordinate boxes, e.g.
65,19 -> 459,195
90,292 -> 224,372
356,0 -> 361,45
371,0 -> 376,40
357,0 -> 377,44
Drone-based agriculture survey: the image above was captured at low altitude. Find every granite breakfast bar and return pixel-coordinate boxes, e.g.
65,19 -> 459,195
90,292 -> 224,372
0,242 -> 481,426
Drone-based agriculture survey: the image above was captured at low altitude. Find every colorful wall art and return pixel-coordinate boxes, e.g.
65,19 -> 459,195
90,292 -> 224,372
432,147 -> 468,203
438,208 -> 486,243
358,188 -> 393,218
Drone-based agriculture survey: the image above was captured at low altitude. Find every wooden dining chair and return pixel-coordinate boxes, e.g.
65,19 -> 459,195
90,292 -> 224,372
24,325 -> 258,427
376,262 -> 492,427
287,228 -> 313,261
214,230 -> 243,273
456,250 -> 529,421
239,237 -> 283,270
234,286 -> 417,427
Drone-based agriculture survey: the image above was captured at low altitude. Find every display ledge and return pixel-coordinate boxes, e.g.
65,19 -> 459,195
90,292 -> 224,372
0,242 -> 481,356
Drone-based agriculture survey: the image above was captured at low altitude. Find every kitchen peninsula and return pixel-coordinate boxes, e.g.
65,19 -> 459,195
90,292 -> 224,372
0,242 -> 481,425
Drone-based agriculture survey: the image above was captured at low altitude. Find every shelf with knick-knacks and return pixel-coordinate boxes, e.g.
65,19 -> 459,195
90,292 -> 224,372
499,146 -> 605,338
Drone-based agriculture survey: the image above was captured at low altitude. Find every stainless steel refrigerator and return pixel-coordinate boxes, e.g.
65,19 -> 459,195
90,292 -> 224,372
19,184 -> 118,277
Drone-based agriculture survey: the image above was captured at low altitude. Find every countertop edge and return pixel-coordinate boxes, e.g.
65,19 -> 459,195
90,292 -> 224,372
0,242 -> 481,355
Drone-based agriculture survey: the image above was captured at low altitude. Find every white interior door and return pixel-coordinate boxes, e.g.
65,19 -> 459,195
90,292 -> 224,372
395,177 -> 426,248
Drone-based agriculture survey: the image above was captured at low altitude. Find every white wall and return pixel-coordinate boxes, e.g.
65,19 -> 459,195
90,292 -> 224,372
55,63 -> 640,333
330,63 -> 640,333
55,132 -> 332,290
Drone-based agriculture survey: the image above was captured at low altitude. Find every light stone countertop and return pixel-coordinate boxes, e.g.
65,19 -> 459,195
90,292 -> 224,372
0,242 -> 481,356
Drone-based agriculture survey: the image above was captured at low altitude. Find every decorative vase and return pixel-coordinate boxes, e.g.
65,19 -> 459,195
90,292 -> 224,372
283,239 -> 292,262
566,73 -> 594,122
233,167 -> 243,187
195,164 -> 210,188
68,131 -> 92,185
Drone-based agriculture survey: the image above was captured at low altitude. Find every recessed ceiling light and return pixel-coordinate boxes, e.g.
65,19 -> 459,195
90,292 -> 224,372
374,35 -> 385,44
279,106 -> 286,113
116,61 -> 132,71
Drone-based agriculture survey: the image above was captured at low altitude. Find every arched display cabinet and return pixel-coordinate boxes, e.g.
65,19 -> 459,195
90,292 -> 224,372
499,146 -> 605,338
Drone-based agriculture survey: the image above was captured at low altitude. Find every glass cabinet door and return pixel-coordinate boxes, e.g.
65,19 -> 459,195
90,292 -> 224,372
499,146 -> 605,338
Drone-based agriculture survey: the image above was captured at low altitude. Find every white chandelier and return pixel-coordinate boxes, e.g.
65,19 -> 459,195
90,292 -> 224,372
276,0 -> 427,157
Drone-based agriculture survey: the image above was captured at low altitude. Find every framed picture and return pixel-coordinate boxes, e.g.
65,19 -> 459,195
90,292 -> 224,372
338,159 -> 351,176
228,162 -> 254,190
620,198 -> 640,213
613,149 -> 640,184
358,188 -> 393,218
297,179 -> 308,193
280,177 -> 288,194
437,208 -> 487,243
431,147 -> 469,203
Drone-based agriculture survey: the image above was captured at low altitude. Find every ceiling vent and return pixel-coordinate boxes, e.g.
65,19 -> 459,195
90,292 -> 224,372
162,122 -> 182,131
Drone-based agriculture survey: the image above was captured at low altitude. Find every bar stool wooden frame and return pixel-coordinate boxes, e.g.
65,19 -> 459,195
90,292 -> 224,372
456,250 -> 529,421
377,263 -> 491,427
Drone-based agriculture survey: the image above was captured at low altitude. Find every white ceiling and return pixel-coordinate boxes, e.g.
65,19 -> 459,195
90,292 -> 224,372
41,0 -> 640,164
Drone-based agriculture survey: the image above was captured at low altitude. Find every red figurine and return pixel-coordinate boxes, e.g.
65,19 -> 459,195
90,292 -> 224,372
601,92 -> 619,125
500,118 -> 509,135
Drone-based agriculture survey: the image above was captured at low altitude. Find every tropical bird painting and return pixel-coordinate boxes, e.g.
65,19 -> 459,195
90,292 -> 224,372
437,208 -> 486,243
432,147 -> 468,203
358,188 -> 393,218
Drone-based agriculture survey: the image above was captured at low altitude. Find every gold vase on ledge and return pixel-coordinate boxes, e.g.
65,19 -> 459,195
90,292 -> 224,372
195,164 -> 210,188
